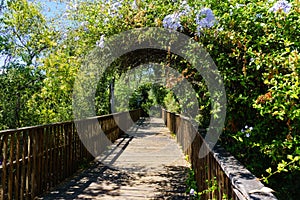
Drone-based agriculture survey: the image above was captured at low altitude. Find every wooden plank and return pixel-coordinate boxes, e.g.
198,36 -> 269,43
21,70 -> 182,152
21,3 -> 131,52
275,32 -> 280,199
26,131 -> 32,199
43,127 -> 48,191
59,125 -> 63,181
15,132 -> 21,200
8,133 -> 14,200
54,125 -> 59,183
20,130 -> 28,200
73,123 -> 78,171
38,127 -> 43,194
66,124 -> 71,178
2,135 -> 8,200
49,126 -> 54,187
0,134 -> 3,199
31,130 -> 37,198
49,126 -> 54,188
63,124 -> 68,180
70,123 -> 75,174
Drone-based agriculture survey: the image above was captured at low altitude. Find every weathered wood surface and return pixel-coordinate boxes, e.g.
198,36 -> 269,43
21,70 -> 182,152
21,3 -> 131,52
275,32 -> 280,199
0,110 -> 141,200
162,109 -> 278,200
38,118 -> 190,199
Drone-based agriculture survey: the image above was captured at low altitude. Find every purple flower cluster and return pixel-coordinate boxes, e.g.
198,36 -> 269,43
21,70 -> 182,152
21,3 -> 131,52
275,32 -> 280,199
162,2 -> 217,35
162,1 -> 193,31
269,0 -> 292,14
196,8 -> 217,36
163,12 -> 183,31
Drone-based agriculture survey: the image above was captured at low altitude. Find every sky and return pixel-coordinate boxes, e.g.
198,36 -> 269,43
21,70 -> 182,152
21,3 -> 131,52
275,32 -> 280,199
36,0 -> 67,21
0,0 -> 67,69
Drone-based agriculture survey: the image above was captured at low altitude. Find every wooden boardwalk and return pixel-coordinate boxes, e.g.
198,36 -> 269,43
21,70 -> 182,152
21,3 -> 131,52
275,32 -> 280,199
38,118 -> 190,199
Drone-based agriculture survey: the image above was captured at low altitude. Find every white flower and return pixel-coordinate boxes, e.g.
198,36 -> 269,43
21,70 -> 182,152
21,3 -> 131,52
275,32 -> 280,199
236,3 -> 245,8
269,0 -> 292,14
108,1 -> 123,18
256,13 -> 263,19
249,127 -> 253,131
190,188 -> 195,196
217,27 -> 224,31
246,133 -> 251,137
62,33 -> 68,39
96,35 -> 105,48
132,0 -> 138,10
74,36 -> 80,41
80,21 -> 87,27
245,125 -> 248,129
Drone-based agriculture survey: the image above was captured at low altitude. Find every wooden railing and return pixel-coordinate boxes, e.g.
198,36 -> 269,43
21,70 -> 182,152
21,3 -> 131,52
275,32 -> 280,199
0,109 -> 142,200
162,109 -> 277,200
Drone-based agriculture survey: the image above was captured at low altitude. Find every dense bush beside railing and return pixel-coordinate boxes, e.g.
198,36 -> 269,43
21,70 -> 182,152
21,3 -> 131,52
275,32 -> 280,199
0,109 -> 141,199
163,109 -> 277,200
197,1 -> 300,198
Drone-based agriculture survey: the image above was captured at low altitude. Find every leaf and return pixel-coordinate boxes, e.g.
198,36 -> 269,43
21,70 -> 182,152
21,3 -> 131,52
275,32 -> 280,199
287,155 -> 293,160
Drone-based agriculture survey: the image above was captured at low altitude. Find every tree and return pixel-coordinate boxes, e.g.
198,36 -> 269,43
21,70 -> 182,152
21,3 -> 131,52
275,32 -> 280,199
0,0 -> 57,128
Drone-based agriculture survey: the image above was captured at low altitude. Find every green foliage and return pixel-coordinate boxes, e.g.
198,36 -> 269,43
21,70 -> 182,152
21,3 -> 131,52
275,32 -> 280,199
0,0 -> 53,128
0,0 -> 299,198
202,1 -> 300,198
185,169 -> 222,200
163,92 -> 181,113
185,168 -> 198,194
129,83 -> 153,112
0,64 -> 44,128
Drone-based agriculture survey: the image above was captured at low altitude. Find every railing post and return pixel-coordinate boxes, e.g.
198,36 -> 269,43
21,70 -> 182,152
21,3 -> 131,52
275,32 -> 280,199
31,130 -> 37,198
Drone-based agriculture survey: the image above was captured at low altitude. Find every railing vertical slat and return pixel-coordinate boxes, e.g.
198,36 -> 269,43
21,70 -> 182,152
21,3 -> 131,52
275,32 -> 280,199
8,133 -> 14,200
63,124 -> 68,179
53,125 -> 58,186
48,126 -> 53,189
58,125 -> 62,182
44,127 -> 49,191
20,130 -> 27,200
26,131 -> 32,199
32,129 -> 38,198
38,128 -> 43,194
15,132 -> 21,199
2,135 -> 8,199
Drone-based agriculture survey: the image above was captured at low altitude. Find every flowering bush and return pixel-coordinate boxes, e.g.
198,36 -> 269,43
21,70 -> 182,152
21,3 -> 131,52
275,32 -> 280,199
195,8 -> 217,35
17,0 -> 299,198
269,0 -> 292,13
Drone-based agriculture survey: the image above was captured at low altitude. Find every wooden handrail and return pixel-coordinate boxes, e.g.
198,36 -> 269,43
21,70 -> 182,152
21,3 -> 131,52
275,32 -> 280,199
162,109 -> 277,200
0,109 -> 142,200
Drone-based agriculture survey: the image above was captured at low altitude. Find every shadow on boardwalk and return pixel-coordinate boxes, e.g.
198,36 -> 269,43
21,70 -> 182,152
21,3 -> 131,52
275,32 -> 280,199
39,118 -> 190,200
